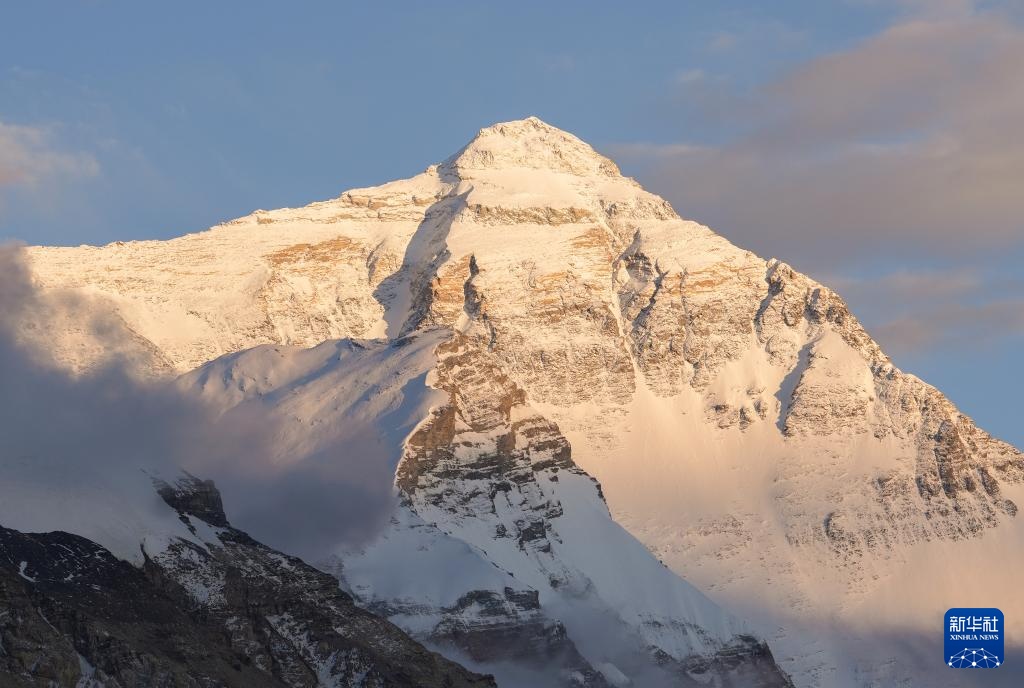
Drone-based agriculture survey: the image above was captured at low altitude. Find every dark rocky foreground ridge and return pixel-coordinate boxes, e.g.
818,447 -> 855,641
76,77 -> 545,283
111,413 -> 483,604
0,474 -> 495,688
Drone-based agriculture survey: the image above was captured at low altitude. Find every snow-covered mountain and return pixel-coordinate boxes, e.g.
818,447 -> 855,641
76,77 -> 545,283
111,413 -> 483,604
180,332 -> 787,686
21,117 -> 1024,686
0,470 -> 496,687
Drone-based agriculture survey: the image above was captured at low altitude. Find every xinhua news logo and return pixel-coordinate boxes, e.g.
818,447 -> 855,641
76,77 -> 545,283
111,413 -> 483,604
945,608 -> 1004,669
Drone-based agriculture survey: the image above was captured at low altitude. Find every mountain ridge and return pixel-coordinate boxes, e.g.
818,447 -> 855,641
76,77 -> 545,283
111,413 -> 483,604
19,117 -> 1024,687
0,473 -> 496,688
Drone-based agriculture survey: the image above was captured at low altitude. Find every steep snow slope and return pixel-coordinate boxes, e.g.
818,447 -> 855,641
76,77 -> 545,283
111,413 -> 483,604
24,117 -> 1024,686
185,332 -> 789,687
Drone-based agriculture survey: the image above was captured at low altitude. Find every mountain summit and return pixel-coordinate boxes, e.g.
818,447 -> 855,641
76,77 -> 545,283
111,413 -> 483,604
443,116 -> 623,177
21,118 -> 1024,687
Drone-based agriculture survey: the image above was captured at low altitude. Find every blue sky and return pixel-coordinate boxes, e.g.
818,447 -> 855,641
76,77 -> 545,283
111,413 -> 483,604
2,1 -> 1022,446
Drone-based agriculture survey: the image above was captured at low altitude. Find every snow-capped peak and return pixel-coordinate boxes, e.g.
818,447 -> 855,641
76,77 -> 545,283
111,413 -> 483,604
442,116 -> 622,178
20,118 -> 1024,688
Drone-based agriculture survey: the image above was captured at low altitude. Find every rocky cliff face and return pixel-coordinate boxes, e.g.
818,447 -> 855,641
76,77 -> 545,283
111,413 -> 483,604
0,474 -> 495,688
185,332 -> 792,687
22,116 -> 1024,687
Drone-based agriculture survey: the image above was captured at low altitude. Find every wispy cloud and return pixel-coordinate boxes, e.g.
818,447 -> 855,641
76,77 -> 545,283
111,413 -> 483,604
608,142 -> 708,159
618,6 -> 1024,265
0,121 -> 98,188
854,0 -> 983,20
673,68 -> 707,86
613,3 -> 1024,364
872,299 -> 1024,355
0,243 -> 397,561
707,32 -> 738,52
825,267 -> 985,303
825,265 -> 1024,355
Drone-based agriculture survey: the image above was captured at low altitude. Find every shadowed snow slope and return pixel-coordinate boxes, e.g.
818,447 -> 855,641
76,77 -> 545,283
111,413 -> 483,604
23,116 -> 1024,687
184,331 -> 789,687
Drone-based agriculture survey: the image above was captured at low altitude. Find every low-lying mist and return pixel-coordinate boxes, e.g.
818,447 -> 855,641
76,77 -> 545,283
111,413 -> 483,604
0,242 -> 401,561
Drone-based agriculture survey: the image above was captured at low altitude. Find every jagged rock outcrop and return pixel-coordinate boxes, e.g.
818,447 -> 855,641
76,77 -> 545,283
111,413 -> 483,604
185,333 -> 792,687
0,475 -> 495,688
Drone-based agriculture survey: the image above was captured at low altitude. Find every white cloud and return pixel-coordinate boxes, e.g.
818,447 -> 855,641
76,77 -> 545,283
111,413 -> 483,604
0,121 -> 98,188
0,243 -> 397,560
